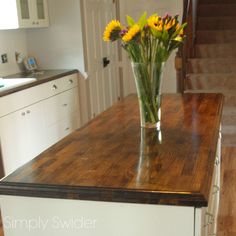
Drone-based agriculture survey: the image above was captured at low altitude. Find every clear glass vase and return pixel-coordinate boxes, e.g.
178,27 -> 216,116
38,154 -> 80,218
131,62 -> 164,129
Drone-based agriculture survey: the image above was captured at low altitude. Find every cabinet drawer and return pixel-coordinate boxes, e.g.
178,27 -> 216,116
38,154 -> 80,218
45,112 -> 79,148
60,74 -> 78,91
0,73 -> 78,118
44,88 -> 79,126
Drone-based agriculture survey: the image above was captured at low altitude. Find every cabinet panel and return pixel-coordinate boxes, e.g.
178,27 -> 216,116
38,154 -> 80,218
195,131 -> 221,236
0,109 -> 28,175
44,88 -> 80,148
0,101 -> 47,175
16,0 -> 49,28
0,74 -> 80,176
19,0 -> 30,19
25,101 -> 47,159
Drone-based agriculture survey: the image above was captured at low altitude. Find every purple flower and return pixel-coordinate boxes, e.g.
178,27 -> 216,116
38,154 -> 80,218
120,29 -> 128,37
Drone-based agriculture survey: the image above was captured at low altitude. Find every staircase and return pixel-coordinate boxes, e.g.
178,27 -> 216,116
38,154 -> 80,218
186,0 -> 236,146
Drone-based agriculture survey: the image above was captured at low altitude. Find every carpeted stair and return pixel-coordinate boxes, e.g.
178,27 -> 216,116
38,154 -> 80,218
186,0 -> 236,146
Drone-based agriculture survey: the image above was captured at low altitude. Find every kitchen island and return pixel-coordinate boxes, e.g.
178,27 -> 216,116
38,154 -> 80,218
0,94 -> 223,236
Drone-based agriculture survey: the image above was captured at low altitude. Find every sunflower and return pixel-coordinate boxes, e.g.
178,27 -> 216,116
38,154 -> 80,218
147,15 -> 163,31
103,20 -> 122,42
122,24 -> 141,42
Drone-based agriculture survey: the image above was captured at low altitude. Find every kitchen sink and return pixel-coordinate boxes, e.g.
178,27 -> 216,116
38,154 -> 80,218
0,78 -> 36,90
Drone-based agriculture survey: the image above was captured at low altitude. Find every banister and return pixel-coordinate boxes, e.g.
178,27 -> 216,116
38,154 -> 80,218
176,0 -> 198,93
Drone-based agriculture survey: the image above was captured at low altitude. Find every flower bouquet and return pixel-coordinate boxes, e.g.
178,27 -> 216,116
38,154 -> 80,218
103,12 -> 186,129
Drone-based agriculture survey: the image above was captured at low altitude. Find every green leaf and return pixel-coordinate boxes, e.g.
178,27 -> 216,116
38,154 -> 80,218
162,29 -> 169,42
126,15 -> 135,27
138,12 -> 147,29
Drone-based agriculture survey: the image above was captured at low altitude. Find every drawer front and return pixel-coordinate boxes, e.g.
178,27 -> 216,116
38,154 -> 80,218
0,73 -> 78,118
44,88 -> 79,126
60,74 -> 78,91
45,112 -> 80,148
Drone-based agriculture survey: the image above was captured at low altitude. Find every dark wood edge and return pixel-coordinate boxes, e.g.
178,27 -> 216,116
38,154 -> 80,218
0,70 -> 79,98
0,182 -> 207,207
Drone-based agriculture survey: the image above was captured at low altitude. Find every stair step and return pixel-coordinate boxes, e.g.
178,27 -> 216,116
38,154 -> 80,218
222,114 -> 236,126
197,17 -> 236,30
186,73 -> 236,90
222,124 -> 236,146
198,4 -> 236,17
199,0 -> 236,4
188,58 -> 236,73
222,134 -> 236,146
222,106 -> 236,127
224,95 -> 236,108
195,44 -> 236,58
222,125 -> 236,135
196,30 -> 236,44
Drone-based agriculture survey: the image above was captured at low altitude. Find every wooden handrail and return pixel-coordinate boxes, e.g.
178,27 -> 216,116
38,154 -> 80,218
176,0 -> 198,93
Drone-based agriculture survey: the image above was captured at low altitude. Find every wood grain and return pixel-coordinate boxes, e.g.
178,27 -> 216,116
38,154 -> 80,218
218,147 -> 236,235
0,94 -> 223,207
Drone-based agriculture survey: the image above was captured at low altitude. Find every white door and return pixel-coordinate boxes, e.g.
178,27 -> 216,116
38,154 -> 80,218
82,0 -> 120,119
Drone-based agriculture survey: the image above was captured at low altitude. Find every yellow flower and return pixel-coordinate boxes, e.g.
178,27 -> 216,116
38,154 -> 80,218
147,15 -> 163,31
164,18 -> 176,30
174,36 -> 183,42
103,20 -> 122,42
176,24 -> 184,36
122,24 -> 141,42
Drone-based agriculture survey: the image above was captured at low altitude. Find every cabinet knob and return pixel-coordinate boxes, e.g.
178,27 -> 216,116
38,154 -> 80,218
213,185 -> 220,195
32,21 -> 36,25
65,127 -> 70,131
26,110 -> 31,114
63,104 -> 68,107
52,84 -> 58,90
36,22 -> 39,25
215,157 -> 220,166
21,112 -> 26,116
69,79 -> 73,84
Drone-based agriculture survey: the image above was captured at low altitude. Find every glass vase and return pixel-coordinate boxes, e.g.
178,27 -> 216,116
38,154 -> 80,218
131,62 -> 165,129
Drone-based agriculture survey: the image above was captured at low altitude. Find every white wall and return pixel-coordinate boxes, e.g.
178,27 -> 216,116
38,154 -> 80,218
26,0 -> 85,72
0,29 -> 28,77
119,0 -> 183,93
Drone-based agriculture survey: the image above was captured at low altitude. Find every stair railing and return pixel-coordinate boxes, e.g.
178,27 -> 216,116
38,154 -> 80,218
176,0 -> 198,93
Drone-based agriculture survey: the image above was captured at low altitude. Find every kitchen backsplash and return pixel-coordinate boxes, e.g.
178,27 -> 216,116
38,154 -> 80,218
0,29 -> 28,77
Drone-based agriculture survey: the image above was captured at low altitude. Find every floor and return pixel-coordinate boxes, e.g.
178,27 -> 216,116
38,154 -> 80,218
218,147 -> 236,235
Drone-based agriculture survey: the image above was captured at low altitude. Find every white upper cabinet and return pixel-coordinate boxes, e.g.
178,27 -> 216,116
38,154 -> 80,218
0,0 -> 49,29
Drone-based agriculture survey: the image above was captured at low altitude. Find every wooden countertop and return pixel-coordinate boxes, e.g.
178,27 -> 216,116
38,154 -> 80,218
0,94 -> 224,207
0,69 -> 78,97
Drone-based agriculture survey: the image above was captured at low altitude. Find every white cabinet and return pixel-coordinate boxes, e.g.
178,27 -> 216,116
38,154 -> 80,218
0,102 -> 46,174
0,73 -> 80,175
44,88 -> 80,148
16,0 -> 49,28
195,130 -> 221,236
0,0 -> 49,29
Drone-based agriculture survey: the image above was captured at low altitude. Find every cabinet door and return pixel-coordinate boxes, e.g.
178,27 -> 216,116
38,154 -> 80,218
16,0 -> 49,28
25,101 -> 47,160
43,88 -> 80,148
0,109 -> 28,175
16,0 -> 34,28
33,0 -> 49,27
